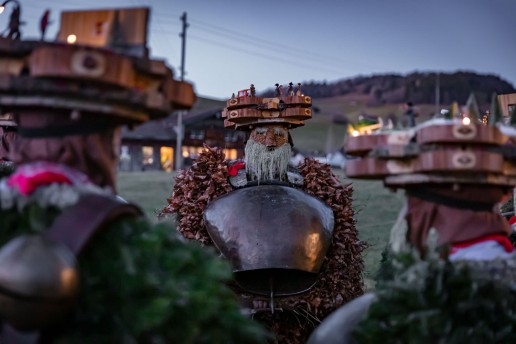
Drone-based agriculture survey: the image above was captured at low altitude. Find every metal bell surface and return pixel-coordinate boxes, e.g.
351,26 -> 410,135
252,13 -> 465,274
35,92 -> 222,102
204,185 -> 334,295
0,234 -> 79,331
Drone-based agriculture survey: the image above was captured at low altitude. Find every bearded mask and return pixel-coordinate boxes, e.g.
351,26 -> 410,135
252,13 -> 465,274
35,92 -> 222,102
244,125 -> 292,182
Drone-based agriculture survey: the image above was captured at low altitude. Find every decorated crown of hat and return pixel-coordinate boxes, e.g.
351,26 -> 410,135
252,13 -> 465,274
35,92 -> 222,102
344,95 -> 516,188
222,83 -> 312,130
0,7 -> 196,128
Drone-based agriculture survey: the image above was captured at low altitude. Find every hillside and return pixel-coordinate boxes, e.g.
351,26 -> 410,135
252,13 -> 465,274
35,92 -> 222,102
262,71 -> 515,108
194,71 -> 516,153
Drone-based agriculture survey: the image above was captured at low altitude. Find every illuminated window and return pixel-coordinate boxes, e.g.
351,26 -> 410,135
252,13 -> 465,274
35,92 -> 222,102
223,149 -> 238,160
182,146 -> 205,160
142,146 -> 154,165
180,146 -> 239,161
160,146 -> 174,172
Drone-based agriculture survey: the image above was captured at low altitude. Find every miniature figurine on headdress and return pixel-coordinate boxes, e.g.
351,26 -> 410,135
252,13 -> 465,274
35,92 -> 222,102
162,83 -> 365,343
39,9 -> 51,41
308,93 -> 516,344
221,82 -> 313,188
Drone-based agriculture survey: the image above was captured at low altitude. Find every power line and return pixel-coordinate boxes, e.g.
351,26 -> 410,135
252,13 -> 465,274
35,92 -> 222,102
188,33 -> 348,75
152,29 -> 179,36
129,0 -> 181,64
142,14 -> 375,69
156,21 -> 341,67
151,18 -> 375,73
18,2 -> 372,75
21,2 -> 371,72
188,18 -> 375,69
189,24 -> 353,71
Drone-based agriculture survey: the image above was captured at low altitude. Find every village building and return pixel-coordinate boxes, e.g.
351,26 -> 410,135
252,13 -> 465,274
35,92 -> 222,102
498,93 -> 516,116
120,105 -> 246,171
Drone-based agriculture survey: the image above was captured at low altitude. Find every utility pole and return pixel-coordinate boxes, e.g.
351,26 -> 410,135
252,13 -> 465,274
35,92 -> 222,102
435,73 -> 440,117
180,12 -> 187,82
175,12 -> 188,170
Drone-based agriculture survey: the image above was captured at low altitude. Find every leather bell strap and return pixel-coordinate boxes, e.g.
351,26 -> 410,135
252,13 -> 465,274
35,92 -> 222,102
44,193 -> 143,255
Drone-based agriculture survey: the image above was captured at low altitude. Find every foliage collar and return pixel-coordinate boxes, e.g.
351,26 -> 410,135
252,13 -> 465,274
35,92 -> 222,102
0,162 -> 113,211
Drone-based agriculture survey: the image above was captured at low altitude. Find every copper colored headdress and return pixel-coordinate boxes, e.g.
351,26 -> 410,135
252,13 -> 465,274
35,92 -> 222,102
222,83 -> 312,130
0,7 -> 197,189
344,118 -> 516,188
0,7 -> 196,130
345,103 -> 516,253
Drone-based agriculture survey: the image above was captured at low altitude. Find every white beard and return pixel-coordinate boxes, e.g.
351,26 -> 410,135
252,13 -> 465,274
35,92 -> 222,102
244,139 -> 292,182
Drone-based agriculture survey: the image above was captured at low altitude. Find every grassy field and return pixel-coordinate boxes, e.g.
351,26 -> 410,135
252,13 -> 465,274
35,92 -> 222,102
117,171 -> 176,218
344,177 -> 405,285
117,100 -> 408,288
116,170 -> 404,289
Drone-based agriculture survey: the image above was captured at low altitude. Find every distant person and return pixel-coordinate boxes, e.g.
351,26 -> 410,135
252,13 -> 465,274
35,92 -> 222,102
39,9 -> 51,41
6,5 -> 21,40
402,102 -> 417,128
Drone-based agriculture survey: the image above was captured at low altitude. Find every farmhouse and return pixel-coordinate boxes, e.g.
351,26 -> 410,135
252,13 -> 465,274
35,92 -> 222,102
498,92 -> 516,116
120,106 -> 246,171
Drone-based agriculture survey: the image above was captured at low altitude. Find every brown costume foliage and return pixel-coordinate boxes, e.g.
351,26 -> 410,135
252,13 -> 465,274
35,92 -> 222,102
161,149 -> 365,343
159,145 -> 232,245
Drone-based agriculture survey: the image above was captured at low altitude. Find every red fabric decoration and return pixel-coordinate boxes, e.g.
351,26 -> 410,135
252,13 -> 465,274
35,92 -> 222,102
228,161 -> 245,177
8,171 -> 73,195
509,216 -> 516,226
451,233 -> 514,254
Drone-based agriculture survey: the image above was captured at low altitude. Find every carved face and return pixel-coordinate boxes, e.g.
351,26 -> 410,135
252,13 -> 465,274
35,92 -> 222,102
249,125 -> 289,149
245,125 -> 292,182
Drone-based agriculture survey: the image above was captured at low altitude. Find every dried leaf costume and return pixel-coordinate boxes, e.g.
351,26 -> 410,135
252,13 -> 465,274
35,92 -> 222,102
161,85 -> 365,343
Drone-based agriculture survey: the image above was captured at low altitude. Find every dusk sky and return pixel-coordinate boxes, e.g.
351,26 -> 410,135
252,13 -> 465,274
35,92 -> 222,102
4,0 -> 516,100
